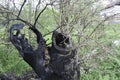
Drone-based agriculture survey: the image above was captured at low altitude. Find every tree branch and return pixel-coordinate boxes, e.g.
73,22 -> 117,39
16,17 -> 33,27
17,0 -> 26,18
33,1 -> 56,27
34,0 -> 41,19
33,4 -> 48,27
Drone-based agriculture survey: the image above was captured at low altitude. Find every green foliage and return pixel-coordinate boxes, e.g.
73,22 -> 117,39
80,24 -> 120,80
0,2 -> 120,80
0,45 -> 31,75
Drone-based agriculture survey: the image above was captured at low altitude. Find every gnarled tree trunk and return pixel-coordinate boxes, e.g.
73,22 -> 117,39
10,23 -> 80,80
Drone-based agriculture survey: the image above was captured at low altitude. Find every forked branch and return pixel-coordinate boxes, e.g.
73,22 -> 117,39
33,1 -> 56,27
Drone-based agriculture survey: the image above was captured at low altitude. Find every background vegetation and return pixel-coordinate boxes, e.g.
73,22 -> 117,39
0,0 -> 120,80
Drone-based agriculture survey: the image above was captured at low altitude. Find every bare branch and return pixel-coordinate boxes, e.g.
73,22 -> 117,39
88,14 -> 118,38
33,4 -> 48,27
3,17 -> 33,28
34,0 -> 41,19
17,0 -> 26,18
17,18 -> 33,27
12,0 -> 19,11
43,26 -> 61,37
33,1 -> 56,27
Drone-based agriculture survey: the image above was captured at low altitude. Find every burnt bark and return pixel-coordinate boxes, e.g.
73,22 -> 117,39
10,23 -> 80,80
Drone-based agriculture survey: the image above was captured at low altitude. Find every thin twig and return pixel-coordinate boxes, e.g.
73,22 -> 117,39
43,26 -> 61,37
12,0 -> 19,11
17,18 -> 33,27
88,14 -> 118,38
5,18 -> 33,27
33,1 -> 56,27
34,0 -> 41,19
17,0 -> 26,18
33,4 -> 48,27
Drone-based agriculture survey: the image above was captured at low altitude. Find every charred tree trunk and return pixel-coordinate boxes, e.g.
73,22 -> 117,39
10,23 -> 80,80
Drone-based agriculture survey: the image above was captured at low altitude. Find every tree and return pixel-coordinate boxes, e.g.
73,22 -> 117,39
0,0 -> 80,80
0,0 -> 116,80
